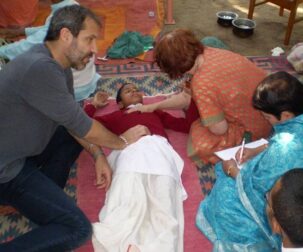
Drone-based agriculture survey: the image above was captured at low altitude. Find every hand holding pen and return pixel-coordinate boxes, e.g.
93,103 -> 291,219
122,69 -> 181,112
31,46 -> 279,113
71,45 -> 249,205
236,138 -> 248,165
236,142 -> 268,164
239,138 -> 245,161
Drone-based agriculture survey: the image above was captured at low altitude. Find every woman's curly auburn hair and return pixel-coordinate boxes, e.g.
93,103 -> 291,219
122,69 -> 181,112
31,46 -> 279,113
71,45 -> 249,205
154,29 -> 204,79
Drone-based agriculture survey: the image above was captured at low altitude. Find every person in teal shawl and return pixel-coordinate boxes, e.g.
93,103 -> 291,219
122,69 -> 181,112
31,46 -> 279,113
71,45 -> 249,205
196,71 -> 303,252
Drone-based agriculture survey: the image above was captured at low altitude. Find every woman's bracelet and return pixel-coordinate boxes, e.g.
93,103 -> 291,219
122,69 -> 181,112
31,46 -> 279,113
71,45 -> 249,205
119,135 -> 129,148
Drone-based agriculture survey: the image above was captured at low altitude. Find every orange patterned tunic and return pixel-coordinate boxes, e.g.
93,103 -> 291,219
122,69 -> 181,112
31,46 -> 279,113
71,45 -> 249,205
188,47 -> 271,165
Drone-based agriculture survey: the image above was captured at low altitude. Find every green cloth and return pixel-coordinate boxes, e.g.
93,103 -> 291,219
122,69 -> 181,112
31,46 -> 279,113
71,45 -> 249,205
107,31 -> 154,59
201,36 -> 230,50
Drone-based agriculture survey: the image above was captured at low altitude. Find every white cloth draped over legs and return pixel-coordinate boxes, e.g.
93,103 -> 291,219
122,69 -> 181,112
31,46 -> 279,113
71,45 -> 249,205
92,135 -> 186,252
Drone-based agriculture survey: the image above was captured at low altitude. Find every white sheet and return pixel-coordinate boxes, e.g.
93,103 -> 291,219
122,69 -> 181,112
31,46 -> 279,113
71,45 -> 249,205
108,135 -> 187,199
92,135 -> 186,252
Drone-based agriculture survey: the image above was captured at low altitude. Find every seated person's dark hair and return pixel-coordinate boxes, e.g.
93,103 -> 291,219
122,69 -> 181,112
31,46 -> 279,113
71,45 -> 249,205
45,5 -> 101,42
272,168 -> 303,247
252,71 -> 303,120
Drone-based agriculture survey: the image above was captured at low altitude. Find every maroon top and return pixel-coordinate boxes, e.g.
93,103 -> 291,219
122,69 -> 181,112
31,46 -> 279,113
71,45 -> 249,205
84,99 -> 199,139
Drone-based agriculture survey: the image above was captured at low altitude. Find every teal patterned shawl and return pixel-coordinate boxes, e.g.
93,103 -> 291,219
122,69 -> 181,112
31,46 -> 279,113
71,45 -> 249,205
196,114 -> 303,252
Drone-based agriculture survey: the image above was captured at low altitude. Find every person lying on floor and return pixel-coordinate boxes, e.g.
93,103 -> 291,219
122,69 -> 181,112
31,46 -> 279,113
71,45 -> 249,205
266,168 -> 303,252
0,0 -> 101,102
83,83 -> 197,252
196,71 -> 303,251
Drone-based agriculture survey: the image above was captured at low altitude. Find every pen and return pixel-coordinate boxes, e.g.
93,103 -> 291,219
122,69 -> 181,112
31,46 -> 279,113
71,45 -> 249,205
239,138 -> 246,163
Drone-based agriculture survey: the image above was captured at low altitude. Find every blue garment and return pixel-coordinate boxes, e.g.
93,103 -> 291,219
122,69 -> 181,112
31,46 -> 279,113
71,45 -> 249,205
0,0 -> 99,101
196,114 -> 303,252
74,68 -> 101,101
0,126 -> 91,251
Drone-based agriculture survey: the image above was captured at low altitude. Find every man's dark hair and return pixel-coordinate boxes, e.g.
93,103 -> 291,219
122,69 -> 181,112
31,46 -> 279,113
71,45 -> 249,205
45,5 -> 101,41
272,168 -> 303,246
252,71 -> 303,120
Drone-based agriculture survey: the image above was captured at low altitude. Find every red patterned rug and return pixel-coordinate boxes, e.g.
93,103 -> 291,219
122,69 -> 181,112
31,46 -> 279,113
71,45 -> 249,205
0,164 -> 78,242
0,54 -> 300,248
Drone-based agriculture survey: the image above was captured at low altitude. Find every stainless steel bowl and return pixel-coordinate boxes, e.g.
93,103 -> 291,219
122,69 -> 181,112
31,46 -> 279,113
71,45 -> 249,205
232,18 -> 256,38
216,11 -> 239,27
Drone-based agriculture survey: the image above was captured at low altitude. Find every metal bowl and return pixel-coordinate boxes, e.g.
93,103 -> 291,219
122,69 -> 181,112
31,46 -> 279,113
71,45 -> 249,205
216,11 -> 239,27
232,18 -> 256,38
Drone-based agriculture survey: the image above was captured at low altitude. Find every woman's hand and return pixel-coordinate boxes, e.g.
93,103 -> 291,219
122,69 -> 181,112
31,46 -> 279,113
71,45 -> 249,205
94,155 -> 112,191
128,90 -> 191,114
127,103 -> 157,114
235,144 -> 268,164
222,159 -> 240,178
235,147 -> 254,164
208,119 -> 228,135
91,91 -> 109,108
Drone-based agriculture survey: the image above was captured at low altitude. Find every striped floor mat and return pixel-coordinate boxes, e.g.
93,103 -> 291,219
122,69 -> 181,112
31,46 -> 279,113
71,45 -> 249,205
96,55 -> 301,97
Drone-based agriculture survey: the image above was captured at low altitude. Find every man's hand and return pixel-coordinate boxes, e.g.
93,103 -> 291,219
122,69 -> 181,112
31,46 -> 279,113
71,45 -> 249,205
91,91 -> 109,108
120,125 -> 150,146
94,155 -> 112,191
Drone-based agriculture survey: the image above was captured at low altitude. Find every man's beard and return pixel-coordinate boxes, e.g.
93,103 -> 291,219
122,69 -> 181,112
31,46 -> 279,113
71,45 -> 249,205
69,53 -> 93,70
66,41 -> 93,70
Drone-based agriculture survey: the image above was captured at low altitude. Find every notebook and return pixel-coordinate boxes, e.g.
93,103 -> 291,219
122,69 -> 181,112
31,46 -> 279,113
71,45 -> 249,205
214,138 -> 269,169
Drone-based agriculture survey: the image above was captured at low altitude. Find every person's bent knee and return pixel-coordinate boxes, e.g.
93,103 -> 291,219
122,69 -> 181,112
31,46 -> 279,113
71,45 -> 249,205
70,211 -> 92,248
57,209 -> 92,251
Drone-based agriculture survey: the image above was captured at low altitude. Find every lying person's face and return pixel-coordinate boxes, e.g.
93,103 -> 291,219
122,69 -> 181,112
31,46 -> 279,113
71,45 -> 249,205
118,84 -> 143,108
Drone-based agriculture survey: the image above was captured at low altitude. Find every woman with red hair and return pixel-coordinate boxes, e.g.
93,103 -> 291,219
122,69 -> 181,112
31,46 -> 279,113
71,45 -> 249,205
135,29 -> 271,194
